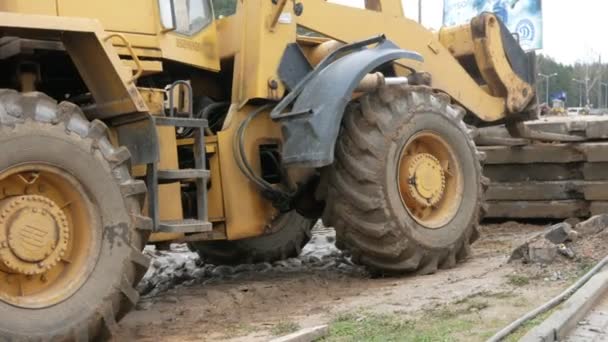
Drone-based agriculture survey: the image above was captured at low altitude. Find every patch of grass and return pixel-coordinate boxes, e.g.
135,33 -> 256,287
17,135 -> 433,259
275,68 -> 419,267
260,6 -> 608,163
577,257 -> 596,277
323,310 -> 474,342
506,274 -> 530,287
271,321 -> 301,336
503,308 -> 556,342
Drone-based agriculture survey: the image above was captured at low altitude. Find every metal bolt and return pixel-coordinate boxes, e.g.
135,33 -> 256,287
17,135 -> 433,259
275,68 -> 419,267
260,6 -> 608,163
293,2 -> 304,16
268,79 -> 278,90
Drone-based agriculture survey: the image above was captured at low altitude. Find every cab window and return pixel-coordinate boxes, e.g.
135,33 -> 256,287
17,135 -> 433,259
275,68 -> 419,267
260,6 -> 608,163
159,0 -> 213,36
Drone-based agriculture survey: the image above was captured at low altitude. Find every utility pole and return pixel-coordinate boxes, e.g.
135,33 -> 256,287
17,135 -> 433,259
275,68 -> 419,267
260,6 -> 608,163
573,78 -> 585,107
538,73 -> 557,105
418,0 -> 422,24
601,82 -> 608,109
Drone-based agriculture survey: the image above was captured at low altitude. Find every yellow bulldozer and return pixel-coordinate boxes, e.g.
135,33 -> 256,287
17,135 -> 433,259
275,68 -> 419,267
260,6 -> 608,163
0,0 -> 537,340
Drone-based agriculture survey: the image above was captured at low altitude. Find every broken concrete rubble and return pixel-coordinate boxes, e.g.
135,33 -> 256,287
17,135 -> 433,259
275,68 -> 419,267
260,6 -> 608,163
544,222 -> 578,244
510,214 -> 608,265
574,214 -> 608,236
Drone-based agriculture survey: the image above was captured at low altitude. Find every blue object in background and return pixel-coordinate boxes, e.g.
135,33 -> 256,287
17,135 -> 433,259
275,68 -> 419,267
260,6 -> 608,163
443,0 -> 543,51
550,91 -> 567,102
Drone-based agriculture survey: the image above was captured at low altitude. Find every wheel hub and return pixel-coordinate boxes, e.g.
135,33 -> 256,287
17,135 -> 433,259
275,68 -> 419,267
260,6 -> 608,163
0,195 -> 69,275
406,153 -> 446,207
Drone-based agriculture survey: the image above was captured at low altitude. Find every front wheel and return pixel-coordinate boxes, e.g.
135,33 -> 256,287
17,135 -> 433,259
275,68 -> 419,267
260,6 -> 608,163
321,85 -> 483,275
0,90 -> 150,340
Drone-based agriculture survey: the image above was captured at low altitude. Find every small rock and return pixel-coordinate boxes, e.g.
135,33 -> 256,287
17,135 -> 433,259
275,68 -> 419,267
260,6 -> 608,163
557,244 -> 576,259
273,260 -> 290,268
528,239 -> 558,264
544,222 -> 574,244
211,265 -> 234,277
135,301 -> 153,311
575,214 -> 608,236
253,262 -> 272,273
192,268 -> 206,280
234,264 -> 254,273
509,242 -> 530,262
163,296 -> 178,303
286,258 -> 302,268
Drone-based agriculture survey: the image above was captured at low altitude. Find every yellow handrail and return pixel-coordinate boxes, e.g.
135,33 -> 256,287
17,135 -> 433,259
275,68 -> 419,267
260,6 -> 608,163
103,33 -> 143,84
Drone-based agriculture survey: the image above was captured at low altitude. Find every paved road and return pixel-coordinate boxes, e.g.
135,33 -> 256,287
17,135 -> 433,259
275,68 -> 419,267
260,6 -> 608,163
566,293 -> 608,341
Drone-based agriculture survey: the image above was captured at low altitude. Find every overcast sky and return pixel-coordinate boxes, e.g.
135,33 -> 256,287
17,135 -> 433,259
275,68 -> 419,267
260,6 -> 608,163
328,0 -> 604,65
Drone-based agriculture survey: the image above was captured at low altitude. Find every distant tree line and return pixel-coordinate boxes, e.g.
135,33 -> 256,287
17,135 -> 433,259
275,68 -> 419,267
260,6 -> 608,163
536,54 -> 608,108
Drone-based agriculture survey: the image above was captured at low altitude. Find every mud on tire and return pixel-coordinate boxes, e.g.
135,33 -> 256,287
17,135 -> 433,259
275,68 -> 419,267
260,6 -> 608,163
321,85 -> 484,275
0,90 -> 150,340
189,211 -> 314,265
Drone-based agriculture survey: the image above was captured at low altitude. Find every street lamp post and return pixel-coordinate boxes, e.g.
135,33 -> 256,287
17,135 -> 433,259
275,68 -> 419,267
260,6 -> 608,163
538,73 -> 557,105
573,78 -> 586,107
601,82 -> 608,110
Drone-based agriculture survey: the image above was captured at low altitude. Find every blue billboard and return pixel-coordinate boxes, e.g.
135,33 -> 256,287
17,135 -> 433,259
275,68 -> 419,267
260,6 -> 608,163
443,0 -> 543,51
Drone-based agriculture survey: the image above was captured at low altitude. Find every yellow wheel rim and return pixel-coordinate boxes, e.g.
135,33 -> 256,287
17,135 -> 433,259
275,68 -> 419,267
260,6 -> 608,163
398,131 -> 464,229
0,164 -> 98,308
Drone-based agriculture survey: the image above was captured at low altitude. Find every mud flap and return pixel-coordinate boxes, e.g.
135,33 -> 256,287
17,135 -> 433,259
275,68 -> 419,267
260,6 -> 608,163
272,37 -> 423,168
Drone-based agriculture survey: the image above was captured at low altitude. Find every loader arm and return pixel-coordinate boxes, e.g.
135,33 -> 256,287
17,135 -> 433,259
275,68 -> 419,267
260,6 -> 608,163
297,1 -> 535,122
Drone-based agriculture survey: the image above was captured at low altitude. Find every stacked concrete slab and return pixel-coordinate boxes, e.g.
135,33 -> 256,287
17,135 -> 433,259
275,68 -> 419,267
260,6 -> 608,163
477,116 -> 608,219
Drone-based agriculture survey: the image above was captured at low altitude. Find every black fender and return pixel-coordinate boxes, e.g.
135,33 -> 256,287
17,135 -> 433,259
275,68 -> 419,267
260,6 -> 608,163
273,37 -> 423,168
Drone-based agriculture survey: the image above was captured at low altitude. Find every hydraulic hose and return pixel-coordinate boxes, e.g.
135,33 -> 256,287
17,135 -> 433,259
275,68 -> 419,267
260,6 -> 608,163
487,254 -> 608,342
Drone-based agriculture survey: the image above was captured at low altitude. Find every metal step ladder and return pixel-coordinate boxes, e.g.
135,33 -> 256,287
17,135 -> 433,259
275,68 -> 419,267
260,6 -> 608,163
146,81 -> 212,234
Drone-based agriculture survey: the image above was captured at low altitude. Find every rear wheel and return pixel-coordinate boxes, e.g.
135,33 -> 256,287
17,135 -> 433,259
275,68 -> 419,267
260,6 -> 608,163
0,90 -> 150,340
189,211 -> 314,265
322,85 -> 483,275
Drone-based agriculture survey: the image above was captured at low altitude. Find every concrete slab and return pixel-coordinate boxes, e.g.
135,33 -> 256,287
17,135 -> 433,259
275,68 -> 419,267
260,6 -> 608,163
485,200 -> 589,219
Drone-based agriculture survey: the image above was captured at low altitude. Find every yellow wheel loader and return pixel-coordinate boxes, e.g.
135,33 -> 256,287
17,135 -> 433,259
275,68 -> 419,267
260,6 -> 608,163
0,0 -> 536,339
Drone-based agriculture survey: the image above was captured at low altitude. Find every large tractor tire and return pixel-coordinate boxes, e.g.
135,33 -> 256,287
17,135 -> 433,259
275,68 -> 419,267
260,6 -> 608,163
189,211 -> 314,265
321,85 -> 483,275
0,90 -> 150,340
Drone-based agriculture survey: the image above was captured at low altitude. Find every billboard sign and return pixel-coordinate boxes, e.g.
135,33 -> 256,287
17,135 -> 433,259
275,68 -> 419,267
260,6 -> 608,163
443,0 -> 543,51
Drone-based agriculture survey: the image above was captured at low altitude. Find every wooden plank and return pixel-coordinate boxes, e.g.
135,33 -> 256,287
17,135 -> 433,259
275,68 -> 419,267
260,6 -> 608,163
590,202 -> 608,216
485,200 -> 589,219
583,163 -> 608,180
577,143 -> 608,162
486,181 -> 582,201
479,143 -> 608,164
479,145 -> 585,164
486,181 -> 608,201
484,163 -> 583,182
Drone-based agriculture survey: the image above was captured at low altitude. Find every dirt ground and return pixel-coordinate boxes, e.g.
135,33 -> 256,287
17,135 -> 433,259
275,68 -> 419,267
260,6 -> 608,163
115,221 -> 601,341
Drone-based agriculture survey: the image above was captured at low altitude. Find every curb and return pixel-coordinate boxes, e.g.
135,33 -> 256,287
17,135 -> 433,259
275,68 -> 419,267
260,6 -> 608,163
268,325 -> 329,342
520,268 -> 608,342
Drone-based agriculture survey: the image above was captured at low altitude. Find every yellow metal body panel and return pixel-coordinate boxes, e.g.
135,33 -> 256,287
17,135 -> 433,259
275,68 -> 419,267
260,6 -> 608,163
217,105 -> 283,240
58,0 -> 157,35
158,23 -> 220,71
229,0 -> 296,106
205,137 -> 226,223
0,1 -> 57,15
